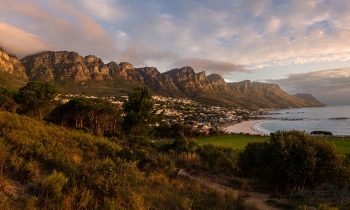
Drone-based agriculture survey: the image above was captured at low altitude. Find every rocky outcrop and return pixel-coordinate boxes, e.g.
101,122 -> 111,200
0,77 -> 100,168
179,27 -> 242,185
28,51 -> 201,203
196,71 -> 213,91
207,74 -> 230,92
0,47 -> 27,79
20,52 -> 145,86
162,67 -> 215,96
135,67 -> 185,97
21,51 -> 113,83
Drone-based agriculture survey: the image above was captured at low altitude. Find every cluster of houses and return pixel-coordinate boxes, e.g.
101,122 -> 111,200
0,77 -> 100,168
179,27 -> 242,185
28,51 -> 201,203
60,94 -> 264,135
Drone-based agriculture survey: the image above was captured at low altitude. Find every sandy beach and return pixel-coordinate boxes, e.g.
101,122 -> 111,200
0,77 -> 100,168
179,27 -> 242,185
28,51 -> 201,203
226,119 -> 275,135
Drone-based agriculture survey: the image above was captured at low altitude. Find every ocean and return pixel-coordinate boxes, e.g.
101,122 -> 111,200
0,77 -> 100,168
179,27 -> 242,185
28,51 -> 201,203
253,106 -> 350,136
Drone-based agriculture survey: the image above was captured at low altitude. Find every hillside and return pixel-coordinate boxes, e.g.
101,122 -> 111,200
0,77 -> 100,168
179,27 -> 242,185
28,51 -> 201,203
0,47 -> 323,109
0,111 -> 256,209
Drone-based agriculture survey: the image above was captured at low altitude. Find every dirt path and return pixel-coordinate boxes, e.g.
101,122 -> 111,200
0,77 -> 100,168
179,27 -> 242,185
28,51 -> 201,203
178,169 -> 279,210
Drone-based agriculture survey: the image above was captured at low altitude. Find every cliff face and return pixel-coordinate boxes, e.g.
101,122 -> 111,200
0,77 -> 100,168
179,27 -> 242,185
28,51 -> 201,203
0,48 -> 324,109
162,67 -> 215,96
0,47 -> 27,79
207,74 -> 230,92
21,51 -> 143,84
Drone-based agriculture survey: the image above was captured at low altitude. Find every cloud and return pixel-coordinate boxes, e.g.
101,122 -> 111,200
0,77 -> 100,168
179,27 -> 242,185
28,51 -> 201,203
172,57 -> 247,75
269,68 -> 350,105
1,0 -> 350,73
118,44 -> 247,75
0,0 -> 117,59
0,22 -> 54,58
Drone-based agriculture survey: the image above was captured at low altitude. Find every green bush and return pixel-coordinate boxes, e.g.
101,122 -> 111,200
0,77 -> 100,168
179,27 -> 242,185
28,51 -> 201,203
238,130 -> 343,192
196,144 -> 239,171
41,170 -> 68,200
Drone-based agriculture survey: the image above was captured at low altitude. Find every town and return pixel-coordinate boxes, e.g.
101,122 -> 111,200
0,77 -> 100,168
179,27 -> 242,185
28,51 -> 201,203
61,94 -> 266,136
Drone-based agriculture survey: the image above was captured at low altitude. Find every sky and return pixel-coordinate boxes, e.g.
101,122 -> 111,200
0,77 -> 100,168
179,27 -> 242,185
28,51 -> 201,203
1,0 -> 350,105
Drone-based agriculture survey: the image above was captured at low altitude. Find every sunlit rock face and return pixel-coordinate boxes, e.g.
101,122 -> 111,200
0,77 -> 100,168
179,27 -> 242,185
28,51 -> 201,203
0,47 -> 27,79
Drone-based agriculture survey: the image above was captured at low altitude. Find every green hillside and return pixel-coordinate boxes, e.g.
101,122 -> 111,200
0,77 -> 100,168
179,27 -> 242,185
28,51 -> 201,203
0,111 -> 252,209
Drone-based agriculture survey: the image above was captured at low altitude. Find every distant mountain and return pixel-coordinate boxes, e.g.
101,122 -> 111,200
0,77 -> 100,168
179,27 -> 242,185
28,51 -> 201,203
293,93 -> 323,104
0,48 -> 324,109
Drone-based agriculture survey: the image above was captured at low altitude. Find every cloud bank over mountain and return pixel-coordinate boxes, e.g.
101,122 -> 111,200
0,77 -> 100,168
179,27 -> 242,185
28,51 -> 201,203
269,68 -> 350,105
1,0 -> 350,75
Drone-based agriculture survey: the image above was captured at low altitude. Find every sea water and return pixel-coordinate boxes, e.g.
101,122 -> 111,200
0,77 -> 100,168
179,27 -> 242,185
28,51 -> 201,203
254,106 -> 350,136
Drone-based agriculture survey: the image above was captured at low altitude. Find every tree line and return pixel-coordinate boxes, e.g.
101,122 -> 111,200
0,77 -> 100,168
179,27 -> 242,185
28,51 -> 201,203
0,81 -> 163,137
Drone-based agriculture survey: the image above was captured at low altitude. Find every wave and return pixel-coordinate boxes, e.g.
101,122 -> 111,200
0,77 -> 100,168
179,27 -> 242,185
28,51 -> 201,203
252,122 -> 273,135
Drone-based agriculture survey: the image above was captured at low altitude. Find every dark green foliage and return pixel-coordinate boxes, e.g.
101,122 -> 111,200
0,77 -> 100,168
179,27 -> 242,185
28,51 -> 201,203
310,131 -> 333,135
0,86 -> 18,114
49,97 -> 123,135
16,81 -> 60,120
169,133 -> 198,153
238,130 -> 343,192
196,144 -> 239,171
122,85 -> 162,139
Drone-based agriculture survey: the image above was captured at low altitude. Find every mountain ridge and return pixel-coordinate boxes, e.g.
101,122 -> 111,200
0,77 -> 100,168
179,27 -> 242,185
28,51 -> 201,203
0,48 -> 323,109
293,93 -> 323,104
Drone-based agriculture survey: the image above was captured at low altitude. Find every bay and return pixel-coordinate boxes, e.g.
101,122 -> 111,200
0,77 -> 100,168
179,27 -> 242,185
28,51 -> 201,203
255,106 -> 350,136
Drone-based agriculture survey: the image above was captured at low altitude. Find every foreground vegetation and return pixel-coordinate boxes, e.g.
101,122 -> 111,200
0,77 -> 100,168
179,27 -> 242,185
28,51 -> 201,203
0,111 -> 255,209
196,134 -> 350,154
0,82 -> 348,209
195,134 -> 269,150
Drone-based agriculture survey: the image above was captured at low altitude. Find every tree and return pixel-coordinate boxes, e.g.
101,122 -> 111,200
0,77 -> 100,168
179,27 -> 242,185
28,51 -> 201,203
0,86 -> 19,114
49,97 -> 123,134
122,85 -> 162,139
17,81 -> 60,120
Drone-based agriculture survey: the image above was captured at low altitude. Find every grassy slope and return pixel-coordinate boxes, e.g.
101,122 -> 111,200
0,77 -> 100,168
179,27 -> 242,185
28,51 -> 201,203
0,71 -> 28,89
0,111 -> 254,210
195,135 -> 269,150
196,134 -> 350,154
327,137 -> 350,154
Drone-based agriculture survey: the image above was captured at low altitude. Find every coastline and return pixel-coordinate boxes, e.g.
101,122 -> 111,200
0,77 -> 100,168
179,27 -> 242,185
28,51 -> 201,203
226,119 -> 276,135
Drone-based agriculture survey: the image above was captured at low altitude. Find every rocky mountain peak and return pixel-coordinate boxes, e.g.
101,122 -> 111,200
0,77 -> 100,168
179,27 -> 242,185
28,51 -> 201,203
207,74 -> 230,92
0,46 -> 27,79
119,62 -> 134,71
84,55 -> 103,64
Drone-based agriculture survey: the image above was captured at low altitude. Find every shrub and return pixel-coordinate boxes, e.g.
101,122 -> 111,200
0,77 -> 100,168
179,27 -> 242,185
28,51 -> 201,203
310,131 -> 333,135
238,130 -> 343,193
169,133 -> 198,153
93,158 -> 145,208
41,170 -> 68,200
196,144 -> 239,171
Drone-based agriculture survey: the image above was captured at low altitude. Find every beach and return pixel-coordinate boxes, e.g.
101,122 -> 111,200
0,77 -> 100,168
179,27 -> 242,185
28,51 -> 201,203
226,119 -> 274,135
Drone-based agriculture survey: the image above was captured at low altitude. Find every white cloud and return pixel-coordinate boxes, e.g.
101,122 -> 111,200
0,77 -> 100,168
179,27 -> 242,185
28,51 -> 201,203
0,22 -> 54,58
0,0 -> 117,60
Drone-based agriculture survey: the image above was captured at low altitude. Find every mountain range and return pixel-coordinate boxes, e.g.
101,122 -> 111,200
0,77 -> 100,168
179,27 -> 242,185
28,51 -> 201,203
0,47 -> 323,109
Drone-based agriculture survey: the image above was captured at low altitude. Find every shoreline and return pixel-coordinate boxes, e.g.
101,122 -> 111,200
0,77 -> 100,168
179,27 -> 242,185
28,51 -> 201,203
226,119 -> 276,135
